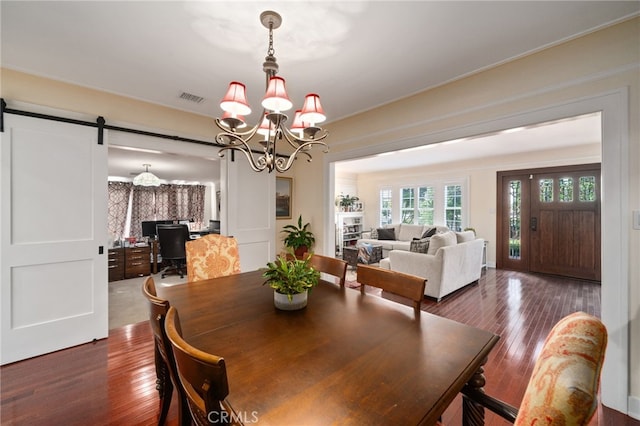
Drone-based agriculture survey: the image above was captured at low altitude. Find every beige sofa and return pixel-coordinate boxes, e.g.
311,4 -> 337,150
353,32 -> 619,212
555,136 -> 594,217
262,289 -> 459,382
358,224 -> 449,257
379,231 -> 484,301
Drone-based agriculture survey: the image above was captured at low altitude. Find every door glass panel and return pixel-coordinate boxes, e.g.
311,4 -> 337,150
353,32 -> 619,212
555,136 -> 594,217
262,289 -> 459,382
579,176 -> 596,202
509,180 -> 521,260
539,179 -> 553,202
559,177 -> 573,202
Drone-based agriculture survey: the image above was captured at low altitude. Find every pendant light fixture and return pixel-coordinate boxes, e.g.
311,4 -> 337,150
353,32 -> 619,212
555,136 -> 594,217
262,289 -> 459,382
214,10 -> 329,173
133,164 -> 161,186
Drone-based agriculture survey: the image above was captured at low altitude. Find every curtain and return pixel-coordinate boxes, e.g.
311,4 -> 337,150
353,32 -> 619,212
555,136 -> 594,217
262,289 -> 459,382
125,184 -> 207,239
107,181 -> 132,240
130,186 -> 157,239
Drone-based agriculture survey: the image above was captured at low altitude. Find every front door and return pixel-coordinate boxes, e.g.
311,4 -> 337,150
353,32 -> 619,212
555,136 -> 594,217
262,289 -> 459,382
497,164 -> 601,281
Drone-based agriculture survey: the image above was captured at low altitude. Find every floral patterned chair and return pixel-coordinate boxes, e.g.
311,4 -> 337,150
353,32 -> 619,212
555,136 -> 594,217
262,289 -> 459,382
185,234 -> 241,282
461,311 -> 607,425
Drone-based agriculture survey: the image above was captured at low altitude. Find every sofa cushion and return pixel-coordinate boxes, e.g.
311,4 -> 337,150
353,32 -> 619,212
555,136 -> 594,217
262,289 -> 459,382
410,238 -> 430,253
427,231 -> 457,255
397,224 -> 425,241
456,231 -> 476,243
421,227 -> 438,239
392,241 -> 411,251
377,228 -> 396,240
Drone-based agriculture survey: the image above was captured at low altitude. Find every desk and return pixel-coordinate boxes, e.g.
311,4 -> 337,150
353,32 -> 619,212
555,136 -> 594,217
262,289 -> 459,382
158,270 -> 499,425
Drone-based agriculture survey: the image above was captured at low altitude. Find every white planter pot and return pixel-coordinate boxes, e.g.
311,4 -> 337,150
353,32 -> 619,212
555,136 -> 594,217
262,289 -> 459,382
274,290 -> 308,311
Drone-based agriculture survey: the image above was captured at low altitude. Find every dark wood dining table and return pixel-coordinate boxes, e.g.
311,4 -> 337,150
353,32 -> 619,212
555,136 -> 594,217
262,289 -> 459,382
158,270 -> 499,425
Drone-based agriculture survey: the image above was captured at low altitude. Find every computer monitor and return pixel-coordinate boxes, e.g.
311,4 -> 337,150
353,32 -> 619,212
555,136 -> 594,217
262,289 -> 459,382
209,220 -> 221,233
141,220 -> 173,238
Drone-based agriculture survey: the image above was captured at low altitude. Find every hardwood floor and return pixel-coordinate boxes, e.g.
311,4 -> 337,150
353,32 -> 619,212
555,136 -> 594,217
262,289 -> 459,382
1,268 -> 637,425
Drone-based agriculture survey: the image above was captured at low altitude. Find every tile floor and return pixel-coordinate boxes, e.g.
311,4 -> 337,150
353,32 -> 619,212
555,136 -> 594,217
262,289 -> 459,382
108,273 -> 186,329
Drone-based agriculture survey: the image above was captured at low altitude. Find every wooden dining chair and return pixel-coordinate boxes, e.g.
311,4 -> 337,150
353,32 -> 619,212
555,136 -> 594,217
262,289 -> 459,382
164,306 -> 240,425
141,277 -> 190,426
308,254 -> 348,286
357,264 -> 426,311
185,234 -> 241,282
461,311 -> 607,426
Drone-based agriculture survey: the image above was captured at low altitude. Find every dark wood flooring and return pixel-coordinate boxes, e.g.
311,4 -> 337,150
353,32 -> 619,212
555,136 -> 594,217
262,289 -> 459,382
1,268 -> 637,425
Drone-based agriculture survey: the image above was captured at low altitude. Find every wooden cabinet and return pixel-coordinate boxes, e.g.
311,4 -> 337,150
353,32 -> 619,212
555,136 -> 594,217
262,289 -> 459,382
125,246 -> 151,279
108,248 -> 125,282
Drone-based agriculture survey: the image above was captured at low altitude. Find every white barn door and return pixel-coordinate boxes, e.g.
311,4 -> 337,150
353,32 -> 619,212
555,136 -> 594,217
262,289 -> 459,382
221,156 -> 275,271
1,113 -> 108,364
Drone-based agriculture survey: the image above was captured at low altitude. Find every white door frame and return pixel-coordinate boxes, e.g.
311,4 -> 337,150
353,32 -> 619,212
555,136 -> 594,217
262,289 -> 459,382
324,88 -> 630,413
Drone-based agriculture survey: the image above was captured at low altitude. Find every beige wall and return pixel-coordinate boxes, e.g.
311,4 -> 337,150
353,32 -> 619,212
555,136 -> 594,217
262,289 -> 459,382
290,17 -> 639,410
1,16 -> 638,414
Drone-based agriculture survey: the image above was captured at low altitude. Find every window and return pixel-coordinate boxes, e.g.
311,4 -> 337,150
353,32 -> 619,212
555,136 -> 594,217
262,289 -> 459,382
380,188 -> 392,225
579,176 -> 596,202
445,184 -> 462,231
400,187 -> 415,224
378,181 -> 465,227
539,178 -> 553,202
559,177 -> 573,202
418,186 -> 434,225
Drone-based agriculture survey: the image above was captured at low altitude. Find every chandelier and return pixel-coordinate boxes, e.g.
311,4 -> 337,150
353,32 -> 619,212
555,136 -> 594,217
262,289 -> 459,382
214,11 -> 329,173
133,164 -> 161,186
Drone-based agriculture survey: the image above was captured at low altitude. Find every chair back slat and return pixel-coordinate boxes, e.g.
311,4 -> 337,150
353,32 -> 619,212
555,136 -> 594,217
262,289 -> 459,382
309,254 -> 348,286
357,264 -> 425,310
165,306 -> 238,425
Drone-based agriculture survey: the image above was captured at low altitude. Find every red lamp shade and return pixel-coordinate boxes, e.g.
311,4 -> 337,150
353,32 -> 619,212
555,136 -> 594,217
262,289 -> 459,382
220,82 -> 251,116
299,93 -> 326,125
261,76 -> 293,112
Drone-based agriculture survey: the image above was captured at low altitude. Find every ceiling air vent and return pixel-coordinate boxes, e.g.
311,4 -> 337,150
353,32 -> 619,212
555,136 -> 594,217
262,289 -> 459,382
179,92 -> 205,104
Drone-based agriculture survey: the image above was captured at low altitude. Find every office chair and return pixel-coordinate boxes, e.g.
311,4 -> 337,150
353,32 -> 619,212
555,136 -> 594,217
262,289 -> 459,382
156,224 -> 190,279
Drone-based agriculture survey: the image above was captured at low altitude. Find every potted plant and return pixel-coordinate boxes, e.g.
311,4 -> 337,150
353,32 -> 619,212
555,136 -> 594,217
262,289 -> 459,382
263,251 -> 320,310
282,215 -> 315,258
335,194 -> 360,212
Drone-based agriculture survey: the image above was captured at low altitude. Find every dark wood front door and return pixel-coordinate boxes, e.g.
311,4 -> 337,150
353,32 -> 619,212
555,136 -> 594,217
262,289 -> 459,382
497,164 -> 601,281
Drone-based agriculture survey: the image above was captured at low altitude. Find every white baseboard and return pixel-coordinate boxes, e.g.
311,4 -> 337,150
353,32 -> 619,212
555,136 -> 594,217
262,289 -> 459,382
629,395 -> 640,420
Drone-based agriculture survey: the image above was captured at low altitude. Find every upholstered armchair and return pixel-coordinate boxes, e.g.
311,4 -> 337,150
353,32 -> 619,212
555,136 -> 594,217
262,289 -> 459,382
185,234 -> 241,282
461,311 -> 607,426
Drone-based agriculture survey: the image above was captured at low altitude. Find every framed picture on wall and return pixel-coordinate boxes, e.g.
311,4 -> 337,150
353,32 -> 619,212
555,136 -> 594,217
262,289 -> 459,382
276,177 -> 292,219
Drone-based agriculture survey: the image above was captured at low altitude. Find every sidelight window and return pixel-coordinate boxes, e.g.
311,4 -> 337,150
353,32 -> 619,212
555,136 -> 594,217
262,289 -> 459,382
508,180 -> 522,259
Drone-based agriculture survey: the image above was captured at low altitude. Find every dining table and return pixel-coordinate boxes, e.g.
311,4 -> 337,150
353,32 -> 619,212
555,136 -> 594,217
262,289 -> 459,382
157,270 -> 500,425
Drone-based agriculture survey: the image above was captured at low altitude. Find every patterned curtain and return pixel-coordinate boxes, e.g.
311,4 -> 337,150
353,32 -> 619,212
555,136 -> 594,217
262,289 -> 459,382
127,184 -> 207,238
107,181 -> 132,240
130,186 -> 157,239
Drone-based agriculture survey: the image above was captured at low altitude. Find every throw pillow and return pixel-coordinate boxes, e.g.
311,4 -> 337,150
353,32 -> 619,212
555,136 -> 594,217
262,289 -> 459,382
427,231 -> 457,255
410,238 -> 430,253
377,228 -> 396,240
456,231 -> 476,243
370,227 -> 378,239
421,227 -> 437,239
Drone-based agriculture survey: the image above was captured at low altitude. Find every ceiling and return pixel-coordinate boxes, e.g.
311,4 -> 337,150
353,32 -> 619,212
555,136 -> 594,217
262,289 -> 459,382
2,1 -> 637,181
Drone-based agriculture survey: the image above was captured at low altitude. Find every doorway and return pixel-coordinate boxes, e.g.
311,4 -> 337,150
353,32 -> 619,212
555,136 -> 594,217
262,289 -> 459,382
496,163 -> 601,281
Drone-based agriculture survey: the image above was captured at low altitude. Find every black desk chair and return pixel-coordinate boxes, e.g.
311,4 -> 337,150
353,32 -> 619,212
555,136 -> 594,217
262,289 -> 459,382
157,224 -> 190,279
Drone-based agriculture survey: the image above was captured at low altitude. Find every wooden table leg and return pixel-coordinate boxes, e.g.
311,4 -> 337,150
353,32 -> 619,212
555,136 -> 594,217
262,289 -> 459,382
462,357 -> 488,426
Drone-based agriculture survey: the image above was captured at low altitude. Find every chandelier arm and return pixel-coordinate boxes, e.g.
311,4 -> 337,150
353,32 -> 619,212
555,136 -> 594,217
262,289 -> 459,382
280,126 -> 329,148
214,118 -> 260,139
217,146 -> 267,172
